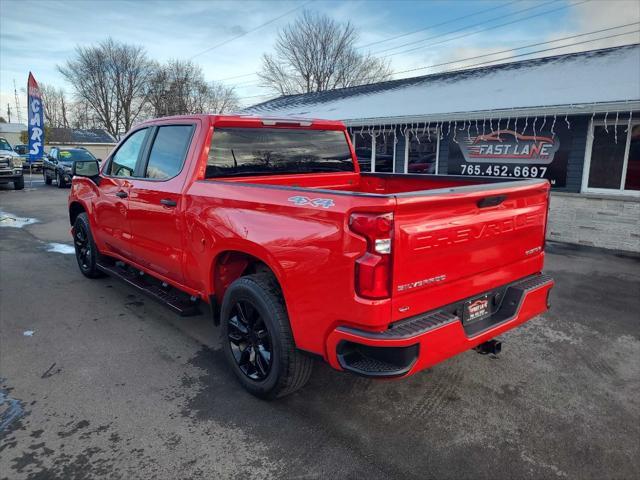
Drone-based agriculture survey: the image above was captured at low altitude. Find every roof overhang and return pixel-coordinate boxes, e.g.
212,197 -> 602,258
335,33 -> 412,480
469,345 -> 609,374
343,100 -> 640,127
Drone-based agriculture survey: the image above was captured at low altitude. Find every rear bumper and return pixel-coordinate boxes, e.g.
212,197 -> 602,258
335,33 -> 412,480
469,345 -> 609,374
326,273 -> 553,377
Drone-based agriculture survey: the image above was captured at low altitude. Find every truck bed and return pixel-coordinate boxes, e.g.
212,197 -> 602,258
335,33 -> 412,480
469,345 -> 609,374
197,171 -> 550,326
213,171 -> 544,196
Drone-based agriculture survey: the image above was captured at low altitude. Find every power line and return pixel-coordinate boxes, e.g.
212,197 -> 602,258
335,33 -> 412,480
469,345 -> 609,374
375,0 -> 590,58
237,31 -> 639,103
352,31 -> 640,86
356,0 -> 519,49
419,31 -> 639,74
226,23 -> 640,92
214,1 -> 524,83
392,25 -> 640,76
212,0 -> 585,85
190,1 -> 310,60
214,72 -> 259,82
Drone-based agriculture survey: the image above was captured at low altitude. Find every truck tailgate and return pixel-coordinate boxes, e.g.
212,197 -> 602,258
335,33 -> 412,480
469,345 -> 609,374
391,180 -> 550,322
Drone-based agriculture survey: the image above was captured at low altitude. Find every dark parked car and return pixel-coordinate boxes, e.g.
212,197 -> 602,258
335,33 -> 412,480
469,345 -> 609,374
14,144 -> 44,172
44,147 -> 98,188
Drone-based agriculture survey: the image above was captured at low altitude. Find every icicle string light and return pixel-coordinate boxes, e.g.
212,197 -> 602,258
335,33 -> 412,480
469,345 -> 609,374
550,114 -> 557,138
625,110 -> 633,133
532,116 -> 538,141
514,117 -> 519,142
540,115 -> 547,134
614,111 -> 619,144
603,111 -> 609,133
523,117 -> 529,136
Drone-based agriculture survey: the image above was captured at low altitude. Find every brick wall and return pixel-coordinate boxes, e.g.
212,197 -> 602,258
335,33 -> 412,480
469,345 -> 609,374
548,192 -> 640,252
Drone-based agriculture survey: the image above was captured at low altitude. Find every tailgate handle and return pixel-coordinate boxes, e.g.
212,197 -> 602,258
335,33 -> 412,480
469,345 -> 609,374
477,195 -> 506,208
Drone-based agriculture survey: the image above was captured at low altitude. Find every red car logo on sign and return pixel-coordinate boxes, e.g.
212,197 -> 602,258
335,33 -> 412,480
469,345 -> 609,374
459,130 -> 560,165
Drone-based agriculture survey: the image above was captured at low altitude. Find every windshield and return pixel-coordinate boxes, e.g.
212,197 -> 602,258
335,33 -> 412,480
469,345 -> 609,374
0,139 -> 13,151
206,128 -> 354,178
58,149 -> 96,161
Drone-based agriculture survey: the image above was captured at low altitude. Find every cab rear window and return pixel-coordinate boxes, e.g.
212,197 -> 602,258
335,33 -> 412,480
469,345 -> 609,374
206,128 -> 354,178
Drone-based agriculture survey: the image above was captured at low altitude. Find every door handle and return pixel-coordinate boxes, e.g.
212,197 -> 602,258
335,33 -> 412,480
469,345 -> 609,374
115,191 -> 128,199
160,198 -> 177,207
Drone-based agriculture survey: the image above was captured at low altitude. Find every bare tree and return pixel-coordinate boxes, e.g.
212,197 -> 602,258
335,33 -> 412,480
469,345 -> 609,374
69,99 -> 100,130
146,59 -> 239,116
259,11 -> 392,95
58,38 -> 152,138
40,84 -> 70,128
207,82 -> 240,114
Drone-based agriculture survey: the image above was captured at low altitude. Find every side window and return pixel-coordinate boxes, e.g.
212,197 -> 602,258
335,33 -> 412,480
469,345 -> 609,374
109,129 -> 147,177
144,125 -> 194,180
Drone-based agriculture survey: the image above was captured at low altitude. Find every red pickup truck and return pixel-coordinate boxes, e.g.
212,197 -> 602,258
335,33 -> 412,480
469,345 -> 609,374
68,114 -> 553,399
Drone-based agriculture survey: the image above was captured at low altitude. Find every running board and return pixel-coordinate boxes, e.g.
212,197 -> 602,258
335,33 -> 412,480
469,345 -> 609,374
97,262 -> 201,317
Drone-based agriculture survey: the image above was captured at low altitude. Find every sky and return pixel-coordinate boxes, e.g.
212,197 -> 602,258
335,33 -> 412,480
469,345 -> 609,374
1,0 -> 639,123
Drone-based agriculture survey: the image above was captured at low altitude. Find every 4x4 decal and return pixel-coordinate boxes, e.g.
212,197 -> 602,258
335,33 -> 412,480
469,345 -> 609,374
288,196 -> 335,208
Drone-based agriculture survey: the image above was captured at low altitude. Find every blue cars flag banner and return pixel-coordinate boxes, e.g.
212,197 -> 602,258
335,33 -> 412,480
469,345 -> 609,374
28,72 -> 44,163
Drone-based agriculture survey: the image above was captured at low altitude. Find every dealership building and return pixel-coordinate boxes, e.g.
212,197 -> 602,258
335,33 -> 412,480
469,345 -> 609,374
246,44 -> 640,252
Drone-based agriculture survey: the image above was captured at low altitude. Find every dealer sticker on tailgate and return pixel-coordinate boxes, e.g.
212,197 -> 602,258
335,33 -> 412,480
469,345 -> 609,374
463,295 -> 492,323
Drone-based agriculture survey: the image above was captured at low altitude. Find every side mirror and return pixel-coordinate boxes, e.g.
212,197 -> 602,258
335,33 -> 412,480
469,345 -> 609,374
72,160 -> 100,179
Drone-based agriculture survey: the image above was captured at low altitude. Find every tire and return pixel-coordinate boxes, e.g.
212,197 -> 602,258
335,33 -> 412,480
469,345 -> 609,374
73,213 -> 104,278
44,171 -> 52,185
13,176 -> 24,190
220,273 -> 313,399
57,172 -> 66,188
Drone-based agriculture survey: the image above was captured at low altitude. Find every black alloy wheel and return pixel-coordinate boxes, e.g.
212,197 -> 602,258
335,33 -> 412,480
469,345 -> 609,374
74,220 -> 92,272
220,273 -> 313,398
73,213 -> 103,278
227,300 -> 273,381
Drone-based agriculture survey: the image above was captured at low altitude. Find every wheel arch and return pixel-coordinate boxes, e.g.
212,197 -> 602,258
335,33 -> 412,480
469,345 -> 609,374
69,201 -> 87,226
210,249 -> 289,324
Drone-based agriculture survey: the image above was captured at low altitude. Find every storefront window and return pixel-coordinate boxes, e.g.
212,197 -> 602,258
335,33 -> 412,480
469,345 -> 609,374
407,130 -> 438,173
353,132 -> 372,172
375,132 -> 394,172
586,122 -> 639,193
624,125 -> 639,190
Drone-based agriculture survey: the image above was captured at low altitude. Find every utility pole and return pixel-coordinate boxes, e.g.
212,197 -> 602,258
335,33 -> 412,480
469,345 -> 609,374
13,79 -> 22,124
6,104 -> 11,123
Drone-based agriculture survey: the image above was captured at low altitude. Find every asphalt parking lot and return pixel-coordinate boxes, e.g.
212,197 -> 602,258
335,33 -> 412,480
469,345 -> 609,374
1,177 -> 639,480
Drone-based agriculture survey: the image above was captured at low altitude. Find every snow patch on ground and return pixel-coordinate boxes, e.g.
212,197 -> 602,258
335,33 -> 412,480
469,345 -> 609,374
46,243 -> 76,255
0,211 -> 38,228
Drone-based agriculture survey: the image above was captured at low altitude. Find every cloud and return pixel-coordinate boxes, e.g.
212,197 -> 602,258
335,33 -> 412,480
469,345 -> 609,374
539,0 -> 640,56
2,0 -> 638,116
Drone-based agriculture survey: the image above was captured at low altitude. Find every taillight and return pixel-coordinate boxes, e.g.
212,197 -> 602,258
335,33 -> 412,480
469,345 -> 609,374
349,212 -> 393,299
